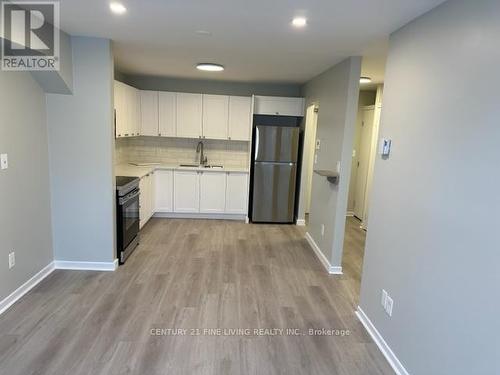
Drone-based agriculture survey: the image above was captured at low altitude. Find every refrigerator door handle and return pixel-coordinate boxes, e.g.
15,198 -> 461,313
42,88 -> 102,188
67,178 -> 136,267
255,127 -> 260,160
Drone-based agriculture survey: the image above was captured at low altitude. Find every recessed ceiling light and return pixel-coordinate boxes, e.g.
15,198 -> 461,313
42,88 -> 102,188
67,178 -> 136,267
196,63 -> 224,72
110,2 -> 127,14
195,30 -> 212,37
292,17 -> 307,28
360,77 -> 372,84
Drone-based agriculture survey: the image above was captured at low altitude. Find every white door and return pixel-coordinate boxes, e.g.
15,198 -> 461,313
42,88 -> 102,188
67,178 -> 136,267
140,90 -> 159,136
354,108 -> 375,220
155,170 -> 173,212
176,93 -> 202,139
228,96 -> 251,141
199,171 -> 226,213
225,172 -> 248,214
202,94 -> 229,140
159,91 -> 176,137
174,170 -> 200,212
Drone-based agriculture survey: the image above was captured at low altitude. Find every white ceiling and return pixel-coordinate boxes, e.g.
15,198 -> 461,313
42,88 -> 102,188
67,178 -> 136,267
58,0 -> 446,84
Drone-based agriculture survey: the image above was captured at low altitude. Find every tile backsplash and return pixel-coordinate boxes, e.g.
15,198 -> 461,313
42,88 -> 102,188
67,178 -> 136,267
115,137 -> 250,168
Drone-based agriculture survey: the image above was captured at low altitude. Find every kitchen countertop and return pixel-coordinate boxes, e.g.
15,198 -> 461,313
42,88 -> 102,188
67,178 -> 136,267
115,163 -> 250,178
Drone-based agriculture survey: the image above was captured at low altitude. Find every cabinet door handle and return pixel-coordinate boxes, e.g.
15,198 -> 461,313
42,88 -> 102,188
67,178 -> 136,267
228,136 -> 231,140
158,133 -> 161,136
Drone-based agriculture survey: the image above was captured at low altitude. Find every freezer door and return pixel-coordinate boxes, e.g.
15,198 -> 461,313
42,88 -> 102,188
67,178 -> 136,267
254,126 -> 299,162
252,162 -> 297,223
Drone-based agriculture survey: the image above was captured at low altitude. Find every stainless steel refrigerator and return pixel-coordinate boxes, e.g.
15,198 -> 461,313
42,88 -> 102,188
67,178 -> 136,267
252,125 -> 300,223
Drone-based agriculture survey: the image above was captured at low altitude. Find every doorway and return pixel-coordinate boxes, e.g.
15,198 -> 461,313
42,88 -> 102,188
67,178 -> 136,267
297,104 -> 318,225
342,85 -> 383,293
348,85 -> 383,229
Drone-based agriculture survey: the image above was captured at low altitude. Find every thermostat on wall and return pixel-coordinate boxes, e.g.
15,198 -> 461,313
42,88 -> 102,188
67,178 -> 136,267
379,138 -> 392,157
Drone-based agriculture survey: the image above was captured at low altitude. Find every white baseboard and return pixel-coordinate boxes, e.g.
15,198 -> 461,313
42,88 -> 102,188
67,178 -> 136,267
54,259 -> 118,271
304,232 -> 343,274
154,212 -> 246,221
0,261 -> 55,316
355,307 -> 409,375
296,219 -> 306,226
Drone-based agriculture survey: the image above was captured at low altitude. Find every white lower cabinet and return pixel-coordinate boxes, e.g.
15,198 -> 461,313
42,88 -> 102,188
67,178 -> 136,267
225,172 -> 249,214
199,171 -> 226,213
154,170 -> 173,212
173,170 -> 200,213
146,169 -> 248,218
139,172 -> 154,228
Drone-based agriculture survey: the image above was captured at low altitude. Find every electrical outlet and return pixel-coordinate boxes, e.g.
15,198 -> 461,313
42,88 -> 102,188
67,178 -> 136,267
336,161 -> 341,173
8,252 -> 15,269
321,224 -> 325,237
314,154 -> 318,164
0,154 -> 8,170
381,289 -> 388,309
386,295 -> 394,317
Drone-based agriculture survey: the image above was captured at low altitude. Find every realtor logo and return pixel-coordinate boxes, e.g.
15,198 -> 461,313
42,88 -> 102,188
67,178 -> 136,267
1,1 -> 60,71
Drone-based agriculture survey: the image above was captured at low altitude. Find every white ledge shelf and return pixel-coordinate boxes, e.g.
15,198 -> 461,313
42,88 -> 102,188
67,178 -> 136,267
314,170 -> 339,184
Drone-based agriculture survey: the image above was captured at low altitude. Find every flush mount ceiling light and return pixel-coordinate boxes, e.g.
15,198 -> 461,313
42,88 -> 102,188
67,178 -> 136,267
110,2 -> 127,14
292,17 -> 307,28
360,77 -> 372,84
196,63 -> 224,72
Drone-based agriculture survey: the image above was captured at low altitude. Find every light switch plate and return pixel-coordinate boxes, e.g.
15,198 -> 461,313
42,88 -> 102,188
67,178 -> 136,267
8,252 -> 15,269
315,139 -> 321,150
0,154 -> 8,170
386,295 -> 394,316
381,289 -> 388,309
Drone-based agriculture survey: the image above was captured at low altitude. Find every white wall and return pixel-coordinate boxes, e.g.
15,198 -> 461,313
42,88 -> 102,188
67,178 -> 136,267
359,0 -> 500,373
0,70 -> 53,301
46,37 -> 116,263
300,57 -> 361,269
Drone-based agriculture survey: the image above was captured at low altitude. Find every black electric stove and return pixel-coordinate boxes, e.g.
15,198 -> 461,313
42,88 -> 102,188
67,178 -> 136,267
116,176 -> 140,264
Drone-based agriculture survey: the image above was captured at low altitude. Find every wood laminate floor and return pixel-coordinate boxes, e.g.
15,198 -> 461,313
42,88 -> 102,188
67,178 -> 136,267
0,218 -> 392,375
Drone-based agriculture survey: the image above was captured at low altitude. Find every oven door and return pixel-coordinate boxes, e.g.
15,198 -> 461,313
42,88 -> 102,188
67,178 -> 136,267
118,189 -> 140,254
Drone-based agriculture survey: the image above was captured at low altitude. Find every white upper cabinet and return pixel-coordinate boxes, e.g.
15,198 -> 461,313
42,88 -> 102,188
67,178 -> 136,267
202,94 -> 229,140
159,91 -> 176,137
155,170 -> 173,212
225,172 -> 249,214
199,171 -> 226,213
173,170 -> 200,213
176,93 -> 203,138
140,90 -> 159,136
114,81 -> 140,138
114,81 -> 125,138
228,96 -> 252,141
254,95 -> 305,117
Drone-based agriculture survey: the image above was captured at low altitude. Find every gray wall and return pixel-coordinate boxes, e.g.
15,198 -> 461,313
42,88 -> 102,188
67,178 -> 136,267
120,74 -> 301,97
46,37 -> 116,263
359,0 -> 500,373
301,57 -> 361,267
31,29 -> 73,94
0,70 -> 53,301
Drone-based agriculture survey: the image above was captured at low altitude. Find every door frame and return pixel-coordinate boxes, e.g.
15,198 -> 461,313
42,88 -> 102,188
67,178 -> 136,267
297,104 -> 318,225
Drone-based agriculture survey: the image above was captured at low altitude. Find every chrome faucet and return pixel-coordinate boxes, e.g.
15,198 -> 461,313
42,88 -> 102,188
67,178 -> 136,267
196,141 -> 208,166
